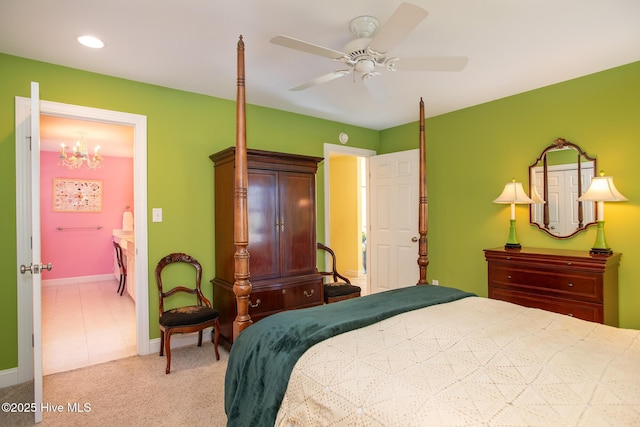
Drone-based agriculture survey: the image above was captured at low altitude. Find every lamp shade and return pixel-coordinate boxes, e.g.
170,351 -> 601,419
578,175 -> 628,202
493,181 -> 534,205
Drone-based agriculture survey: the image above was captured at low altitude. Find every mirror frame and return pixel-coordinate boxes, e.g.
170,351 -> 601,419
528,137 -> 597,239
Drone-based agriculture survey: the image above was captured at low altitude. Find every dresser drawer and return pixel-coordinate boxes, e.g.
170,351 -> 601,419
490,266 -> 599,302
489,288 -> 602,323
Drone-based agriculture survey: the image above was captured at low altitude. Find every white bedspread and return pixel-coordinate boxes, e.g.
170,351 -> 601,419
276,297 -> 640,426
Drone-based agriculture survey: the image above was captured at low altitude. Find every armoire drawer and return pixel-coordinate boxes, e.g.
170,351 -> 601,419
282,280 -> 323,308
248,278 -> 323,317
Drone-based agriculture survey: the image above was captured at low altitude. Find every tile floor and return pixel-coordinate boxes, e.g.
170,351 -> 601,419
41,279 -> 136,375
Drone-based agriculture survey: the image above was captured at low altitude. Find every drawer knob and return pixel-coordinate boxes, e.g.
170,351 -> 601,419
282,289 -> 287,294
567,283 -> 574,287
304,289 -> 315,298
567,262 -> 572,266
507,275 -> 512,279
567,313 -> 574,317
249,298 -> 261,308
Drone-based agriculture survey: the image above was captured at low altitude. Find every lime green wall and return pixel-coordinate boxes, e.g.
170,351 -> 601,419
380,61 -> 640,329
329,155 -> 360,272
2,52 -> 638,373
0,53 -> 379,370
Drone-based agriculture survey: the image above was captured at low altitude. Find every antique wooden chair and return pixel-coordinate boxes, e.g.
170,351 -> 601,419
155,253 -> 220,374
113,241 -> 127,296
317,242 -> 361,303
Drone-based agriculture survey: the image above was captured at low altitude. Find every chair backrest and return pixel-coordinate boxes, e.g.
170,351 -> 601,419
317,243 -> 351,284
155,253 -> 211,315
113,241 -> 126,272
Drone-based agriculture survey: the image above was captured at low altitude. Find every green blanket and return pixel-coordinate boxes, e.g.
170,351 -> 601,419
224,285 -> 475,427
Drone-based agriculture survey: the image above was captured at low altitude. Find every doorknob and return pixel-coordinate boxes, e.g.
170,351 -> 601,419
20,263 -> 53,274
411,237 -> 418,242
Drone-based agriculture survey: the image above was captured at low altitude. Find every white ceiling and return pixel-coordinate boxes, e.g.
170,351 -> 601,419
2,0 -> 639,153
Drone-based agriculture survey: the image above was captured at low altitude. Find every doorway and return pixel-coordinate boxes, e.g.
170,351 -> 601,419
15,97 -> 150,384
39,115 -> 136,374
323,144 -> 375,295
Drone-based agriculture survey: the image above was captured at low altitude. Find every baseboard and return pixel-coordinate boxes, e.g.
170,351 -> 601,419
42,274 -> 115,287
148,327 -> 215,354
0,367 -> 20,388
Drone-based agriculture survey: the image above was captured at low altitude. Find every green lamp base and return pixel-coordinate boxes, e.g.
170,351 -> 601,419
504,219 -> 521,250
590,220 -> 612,255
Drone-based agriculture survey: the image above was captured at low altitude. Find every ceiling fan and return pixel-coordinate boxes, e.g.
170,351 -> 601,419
270,2 -> 468,101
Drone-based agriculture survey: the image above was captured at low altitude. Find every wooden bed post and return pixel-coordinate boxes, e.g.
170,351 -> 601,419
417,98 -> 429,285
233,35 -> 252,339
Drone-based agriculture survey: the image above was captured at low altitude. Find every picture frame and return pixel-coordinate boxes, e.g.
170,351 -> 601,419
53,178 -> 103,212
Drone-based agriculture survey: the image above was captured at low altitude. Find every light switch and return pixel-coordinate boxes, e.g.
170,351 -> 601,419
152,208 -> 163,222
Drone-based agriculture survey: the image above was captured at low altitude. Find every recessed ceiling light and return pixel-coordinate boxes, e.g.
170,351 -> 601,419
77,35 -> 105,49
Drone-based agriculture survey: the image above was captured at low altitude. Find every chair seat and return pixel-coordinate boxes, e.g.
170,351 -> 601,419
323,283 -> 361,298
159,305 -> 219,327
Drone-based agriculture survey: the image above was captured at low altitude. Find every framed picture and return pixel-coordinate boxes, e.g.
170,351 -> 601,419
53,178 -> 103,212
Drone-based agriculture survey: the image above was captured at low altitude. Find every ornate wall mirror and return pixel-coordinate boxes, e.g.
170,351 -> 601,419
529,138 -> 597,238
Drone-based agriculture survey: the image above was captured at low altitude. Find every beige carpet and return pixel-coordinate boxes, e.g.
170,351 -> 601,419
0,341 -> 229,426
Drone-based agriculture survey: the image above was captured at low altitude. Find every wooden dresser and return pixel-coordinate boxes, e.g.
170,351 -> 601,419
484,247 -> 621,326
210,148 -> 324,348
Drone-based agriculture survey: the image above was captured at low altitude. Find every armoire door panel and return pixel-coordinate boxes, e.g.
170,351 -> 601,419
248,170 -> 279,280
279,172 -> 316,277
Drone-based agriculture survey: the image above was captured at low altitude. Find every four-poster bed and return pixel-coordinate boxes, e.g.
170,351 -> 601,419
223,37 -> 640,426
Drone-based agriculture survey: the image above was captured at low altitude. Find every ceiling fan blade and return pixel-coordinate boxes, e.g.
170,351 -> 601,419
368,3 -> 429,54
270,35 -> 346,60
393,57 -> 469,71
290,70 -> 351,91
362,75 -> 390,101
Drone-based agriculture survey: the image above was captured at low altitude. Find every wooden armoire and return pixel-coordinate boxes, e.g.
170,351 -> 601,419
210,147 -> 324,348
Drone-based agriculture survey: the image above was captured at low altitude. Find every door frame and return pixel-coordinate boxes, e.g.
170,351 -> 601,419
322,143 -> 376,285
15,97 -> 150,383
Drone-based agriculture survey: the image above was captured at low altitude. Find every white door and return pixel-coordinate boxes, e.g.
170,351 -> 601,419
15,82 -> 45,423
369,149 -> 419,293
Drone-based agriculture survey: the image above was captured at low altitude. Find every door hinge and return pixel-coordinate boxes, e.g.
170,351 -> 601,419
27,136 -> 32,151
32,334 -> 34,347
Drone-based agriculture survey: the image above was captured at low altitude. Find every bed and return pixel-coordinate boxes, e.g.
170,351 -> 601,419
224,37 -> 640,426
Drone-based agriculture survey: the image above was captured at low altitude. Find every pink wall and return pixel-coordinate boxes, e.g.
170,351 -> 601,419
40,151 -> 134,280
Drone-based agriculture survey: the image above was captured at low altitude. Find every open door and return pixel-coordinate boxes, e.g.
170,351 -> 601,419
368,149 -> 419,293
15,81 -> 46,423
15,88 -> 150,415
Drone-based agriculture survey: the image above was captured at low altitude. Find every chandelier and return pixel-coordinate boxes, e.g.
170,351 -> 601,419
59,135 -> 103,169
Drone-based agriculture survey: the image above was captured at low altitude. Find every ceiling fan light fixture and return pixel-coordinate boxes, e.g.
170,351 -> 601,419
349,16 -> 379,38
355,59 -> 376,75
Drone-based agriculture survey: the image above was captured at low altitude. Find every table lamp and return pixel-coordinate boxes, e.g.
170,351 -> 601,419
493,179 -> 534,249
577,172 -> 627,254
